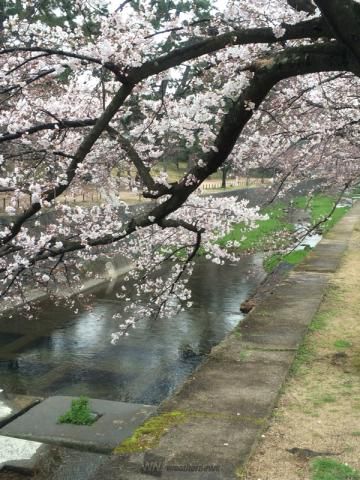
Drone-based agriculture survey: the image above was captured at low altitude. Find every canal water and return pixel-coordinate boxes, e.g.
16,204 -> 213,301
0,256 -> 266,405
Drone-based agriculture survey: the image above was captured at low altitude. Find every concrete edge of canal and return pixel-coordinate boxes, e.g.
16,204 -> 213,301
93,202 -> 360,480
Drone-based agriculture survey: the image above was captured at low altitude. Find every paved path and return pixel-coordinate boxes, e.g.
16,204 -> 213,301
88,203 -> 360,479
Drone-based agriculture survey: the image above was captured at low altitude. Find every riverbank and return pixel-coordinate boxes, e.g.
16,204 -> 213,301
244,209 -> 360,479
219,193 -> 351,273
83,203 -> 360,479
0,188 -> 356,480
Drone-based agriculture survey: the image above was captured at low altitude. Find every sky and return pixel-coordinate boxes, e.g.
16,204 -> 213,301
108,0 -> 225,14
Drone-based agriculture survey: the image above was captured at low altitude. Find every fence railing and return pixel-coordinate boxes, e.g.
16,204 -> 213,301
0,190 -> 104,213
0,178 -> 272,213
200,177 -> 271,190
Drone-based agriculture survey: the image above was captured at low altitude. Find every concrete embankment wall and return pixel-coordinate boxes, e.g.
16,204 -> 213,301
103,202 -> 360,480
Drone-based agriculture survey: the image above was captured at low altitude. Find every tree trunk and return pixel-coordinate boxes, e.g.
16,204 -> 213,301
221,167 -> 227,189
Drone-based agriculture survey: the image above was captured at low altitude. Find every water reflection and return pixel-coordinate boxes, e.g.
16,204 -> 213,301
0,256 -> 265,404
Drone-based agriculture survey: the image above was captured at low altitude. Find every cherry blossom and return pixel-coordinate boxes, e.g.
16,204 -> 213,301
0,0 -> 359,337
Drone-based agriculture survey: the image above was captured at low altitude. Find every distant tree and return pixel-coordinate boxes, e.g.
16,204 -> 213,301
0,0 -> 108,37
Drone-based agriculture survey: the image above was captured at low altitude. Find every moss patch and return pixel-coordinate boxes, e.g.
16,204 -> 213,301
239,350 -> 250,361
114,411 -> 187,454
289,340 -> 313,376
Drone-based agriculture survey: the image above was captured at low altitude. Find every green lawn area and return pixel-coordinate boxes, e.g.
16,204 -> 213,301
311,458 -> 360,480
294,194 -> 349,233
263,248 -> 310,272
264,194 -> 350,272
217,193 -> 350,272
218,203 -> 294,253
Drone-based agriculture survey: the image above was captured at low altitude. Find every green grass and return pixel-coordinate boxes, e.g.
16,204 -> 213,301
313,394 -> 337,406
218,203 -> 293,252
58,396 -> 97,426
216,193 -> 350,273
289,305 -> 330,376
289,340 -> 313,376
219,194 -> 348,262
311,458 -> 360,480
294,195 -> 350,232
334,339 -> 352,349
264,194 -> 350,272
308,310 -> 331,332
264,248 -> 310,272
239,351 -> 250,361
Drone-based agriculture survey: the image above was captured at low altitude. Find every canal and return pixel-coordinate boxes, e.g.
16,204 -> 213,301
0,255 -> 266,405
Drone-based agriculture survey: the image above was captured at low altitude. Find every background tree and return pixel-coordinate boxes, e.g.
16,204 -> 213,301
0,0 -> 108,35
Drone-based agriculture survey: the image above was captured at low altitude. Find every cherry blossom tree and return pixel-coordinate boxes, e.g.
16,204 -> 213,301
0,0 -> 359,338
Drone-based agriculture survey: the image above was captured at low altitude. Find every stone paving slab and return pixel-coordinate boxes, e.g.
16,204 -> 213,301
147,415 -> 262,479
162,349 -> 295,418
238,271 -> 330,349
0,396 -> 156,453
49,448 -> 109,480
0,435 -> 46,474
88,204 -> 360,480
0,392 -> 41,428
295,242 -> 348,272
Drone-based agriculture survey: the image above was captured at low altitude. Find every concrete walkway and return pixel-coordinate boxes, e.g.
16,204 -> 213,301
89,203 -> 360,479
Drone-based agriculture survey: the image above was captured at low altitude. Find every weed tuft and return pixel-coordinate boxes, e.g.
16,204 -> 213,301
58,396 -> 97,426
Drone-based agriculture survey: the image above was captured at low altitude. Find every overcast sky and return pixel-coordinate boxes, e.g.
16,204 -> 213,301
108,0 -> 224,14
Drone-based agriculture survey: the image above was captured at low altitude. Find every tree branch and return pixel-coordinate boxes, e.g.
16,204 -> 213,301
138,42 -> 353,224
0,83 -> 134,247
0,47 -> 126,81
130,18 -> 332,82
314,0 -> 360,66
0,118 -> 98,143
106,126 -> 158,192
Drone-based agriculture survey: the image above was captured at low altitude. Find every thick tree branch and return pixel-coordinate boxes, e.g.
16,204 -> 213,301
314,0 -> 360,66
106,126 -> 158,192
1,42 -> 352,259
0,118 -> 98,143
287,0 -> 316,15
0,18 -> 330,88
107,128 -> 173,198
130,18 -> 331,82
0,36 -> 348,251
138,43 -> 353,224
